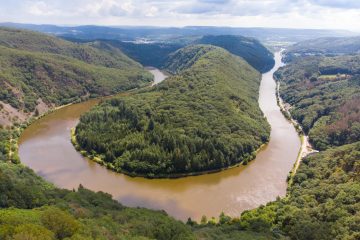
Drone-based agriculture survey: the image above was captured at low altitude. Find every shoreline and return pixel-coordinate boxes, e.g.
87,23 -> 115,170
71,127 -> 269,179
275,78 -> 318,185
11,80 -> 152,163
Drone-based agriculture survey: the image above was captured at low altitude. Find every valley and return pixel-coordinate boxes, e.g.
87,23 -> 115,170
0,20 -> 359,240
17,51 -> 301,222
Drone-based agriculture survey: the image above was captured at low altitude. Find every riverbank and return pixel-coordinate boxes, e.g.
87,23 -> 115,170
71,125 -> 269,179
4,101 -> 79,163
5,76 -> 153,164
275,78 -> 318,185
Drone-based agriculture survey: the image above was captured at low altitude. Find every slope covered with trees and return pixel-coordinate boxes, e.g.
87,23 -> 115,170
0,162 -> 196,240
274,55 -> 360,150
0,27 -> 141,69
0,27 -> 152,126
196,35 -> 275,73
75,45 -> 270,177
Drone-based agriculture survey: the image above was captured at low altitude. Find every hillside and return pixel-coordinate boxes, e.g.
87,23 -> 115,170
74,45 -> 270,177
83,35 -> 274,73
0,162 -> 196,240
196,35 -> 275,73
284,36 -> 360,62
190,52 -> 360,240
0,27 -> 141,69
0,28 -> 152,126
274,54 -> 360,150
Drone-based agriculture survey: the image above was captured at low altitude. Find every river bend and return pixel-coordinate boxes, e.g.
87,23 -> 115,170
19,54 -> 300,221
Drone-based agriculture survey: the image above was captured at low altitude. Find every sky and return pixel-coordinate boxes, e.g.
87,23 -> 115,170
0,0 -> 359,31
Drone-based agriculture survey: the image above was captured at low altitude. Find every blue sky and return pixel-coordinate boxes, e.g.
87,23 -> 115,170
0,0 -> 359,31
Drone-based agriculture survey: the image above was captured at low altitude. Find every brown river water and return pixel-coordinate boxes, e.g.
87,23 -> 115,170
19,52 -> 300,221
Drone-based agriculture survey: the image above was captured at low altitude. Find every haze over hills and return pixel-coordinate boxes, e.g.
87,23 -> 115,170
0,22 -> 356,43
284,36 -> 360,61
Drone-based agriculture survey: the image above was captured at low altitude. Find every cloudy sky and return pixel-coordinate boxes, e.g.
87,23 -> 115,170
0,0 -> 360,31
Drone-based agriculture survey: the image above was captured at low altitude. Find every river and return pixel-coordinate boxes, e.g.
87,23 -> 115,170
19,53 -> 300,221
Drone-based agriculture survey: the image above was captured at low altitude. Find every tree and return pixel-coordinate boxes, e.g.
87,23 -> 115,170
12,224 -> 54,240
219,212 -> 231,224
200,215 -> 208,225
41,207 -> 80,239
148,119 -> 155,131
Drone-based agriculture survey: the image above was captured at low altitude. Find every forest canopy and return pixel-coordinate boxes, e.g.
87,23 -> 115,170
196,35 -> 275,73
275,54 -> 360,150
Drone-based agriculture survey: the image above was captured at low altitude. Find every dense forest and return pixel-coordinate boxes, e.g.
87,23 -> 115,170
75,45 -> 270,177
0,27 -> 152,126
0,162 -> 196,240
274,54 -> 360,150
196,35 -> 275,73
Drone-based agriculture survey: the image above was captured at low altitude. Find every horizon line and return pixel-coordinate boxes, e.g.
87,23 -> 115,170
1,21 -> 358,33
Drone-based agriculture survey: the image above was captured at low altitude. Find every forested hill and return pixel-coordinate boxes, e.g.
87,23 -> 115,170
0,27 -> 141,69
0,27 -> 152,126
78,34 -> 274,73
194,52 -> 360,240
196,35 -> 275,73
0,162 -> 196,240
284,36 -> 360,62
75,45 -> 270,177
274,54 -> 360,150
163,44 -> 216,74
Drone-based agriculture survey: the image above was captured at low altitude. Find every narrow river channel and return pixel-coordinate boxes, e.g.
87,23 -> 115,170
19,52 -> 300,221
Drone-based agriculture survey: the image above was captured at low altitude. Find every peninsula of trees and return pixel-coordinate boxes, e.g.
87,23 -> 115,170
75,45 -> 271,177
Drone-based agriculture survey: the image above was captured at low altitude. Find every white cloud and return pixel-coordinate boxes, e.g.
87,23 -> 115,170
27,1 -> 58,16
80,0 -> 135,17
144,6 -> 159,17
0,0 -> 359,31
